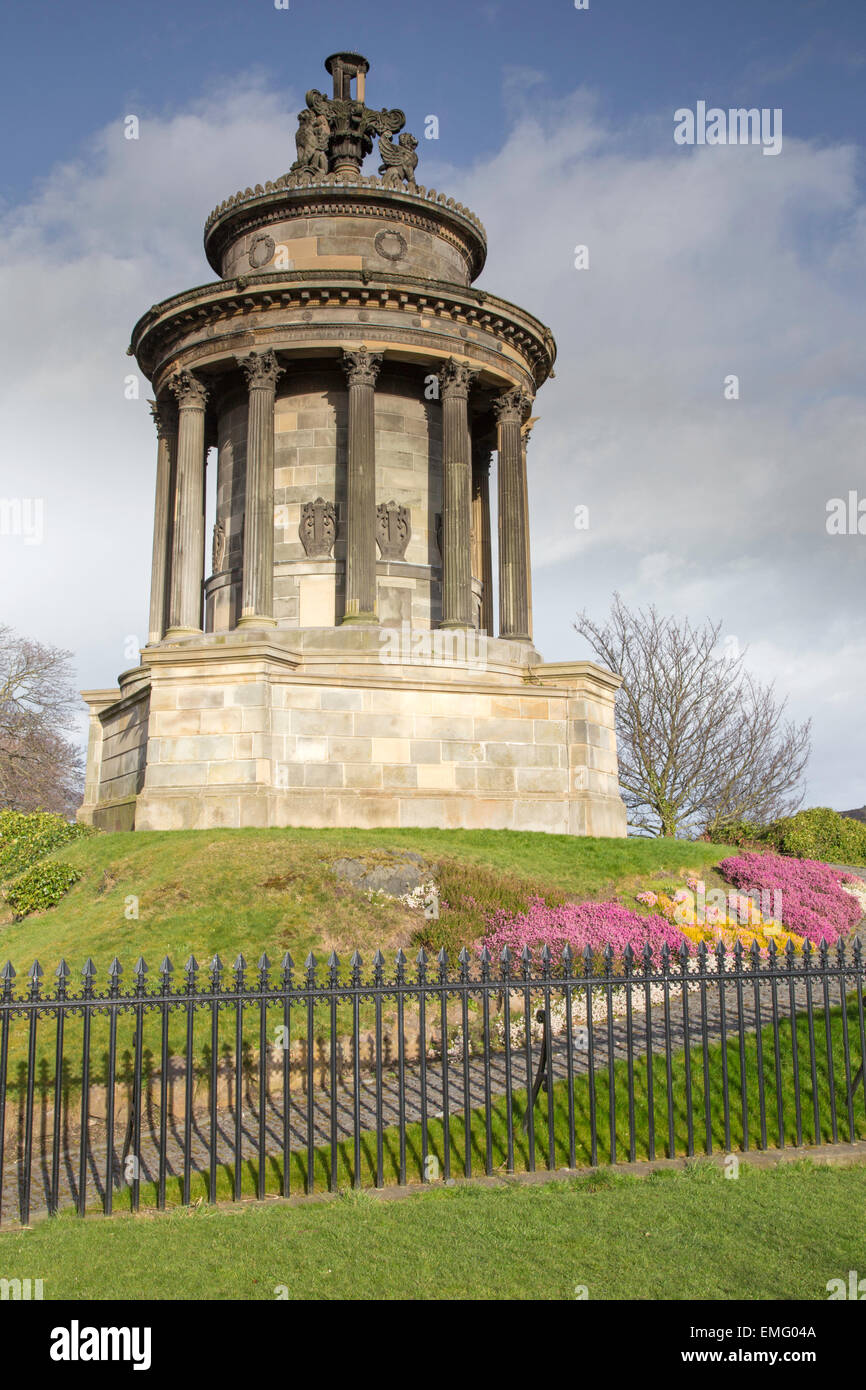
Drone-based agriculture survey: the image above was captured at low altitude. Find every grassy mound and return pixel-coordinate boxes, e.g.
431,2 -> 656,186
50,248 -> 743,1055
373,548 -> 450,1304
0,827 -> 733,972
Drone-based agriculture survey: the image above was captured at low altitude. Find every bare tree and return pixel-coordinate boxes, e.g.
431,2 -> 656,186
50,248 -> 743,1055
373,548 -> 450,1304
574,595 -> 811,838
0,626 -> 84,819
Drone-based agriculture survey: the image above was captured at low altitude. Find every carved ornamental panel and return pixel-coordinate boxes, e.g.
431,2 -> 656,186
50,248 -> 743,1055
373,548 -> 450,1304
376,500 -> 411,560
299,497 -> 337,557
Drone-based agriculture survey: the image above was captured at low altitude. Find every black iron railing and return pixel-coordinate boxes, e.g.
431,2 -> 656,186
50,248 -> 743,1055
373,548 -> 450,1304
0,939 -> 864,1225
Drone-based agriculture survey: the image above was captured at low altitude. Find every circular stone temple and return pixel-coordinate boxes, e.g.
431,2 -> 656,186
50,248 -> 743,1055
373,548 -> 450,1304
79,53 -> 627,837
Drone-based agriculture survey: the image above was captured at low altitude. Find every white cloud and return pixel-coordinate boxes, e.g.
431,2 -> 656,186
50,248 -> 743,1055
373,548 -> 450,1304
0,76 -> 296,674
432,90 -> 865,807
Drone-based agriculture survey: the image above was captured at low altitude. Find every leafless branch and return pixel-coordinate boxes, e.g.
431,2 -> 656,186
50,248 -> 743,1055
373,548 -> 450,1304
574,595 -> 811,838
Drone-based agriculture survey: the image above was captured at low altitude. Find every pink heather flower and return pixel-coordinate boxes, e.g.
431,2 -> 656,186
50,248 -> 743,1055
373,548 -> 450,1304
477,896 -> 685,966
717,854 -> 859,945
636,891 -> 658,906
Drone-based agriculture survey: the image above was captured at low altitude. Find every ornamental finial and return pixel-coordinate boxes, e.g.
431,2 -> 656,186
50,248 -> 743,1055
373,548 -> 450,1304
290,52 -> 416,183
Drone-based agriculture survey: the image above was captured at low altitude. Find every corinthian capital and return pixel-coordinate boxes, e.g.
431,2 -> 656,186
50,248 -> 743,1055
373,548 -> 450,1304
342,346 -> 383,388
492,386 -> 533,425
148,398 -> 177,439
239,349 -> 284,391
437,357 -> 479,400
168,369 -> 209,410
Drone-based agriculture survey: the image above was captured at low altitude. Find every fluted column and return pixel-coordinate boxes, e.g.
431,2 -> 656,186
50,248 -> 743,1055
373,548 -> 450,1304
166,370 -> 209,636
520,416 -> 539,643
237,350 -> 284,628
342,347 -> 382,623
439,359 -> 478,629
472,436 -> 495,635
494,386 -> 533,642
147,398 -> 177,644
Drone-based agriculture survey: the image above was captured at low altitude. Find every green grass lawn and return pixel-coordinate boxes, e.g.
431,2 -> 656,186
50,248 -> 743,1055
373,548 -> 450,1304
1,1160 -> 863,1300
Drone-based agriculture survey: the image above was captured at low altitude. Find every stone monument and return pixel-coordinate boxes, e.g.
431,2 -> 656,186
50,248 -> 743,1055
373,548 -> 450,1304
79,53 -> 628,837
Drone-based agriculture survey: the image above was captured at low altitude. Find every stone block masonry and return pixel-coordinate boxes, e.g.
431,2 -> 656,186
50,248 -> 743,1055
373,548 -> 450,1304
81,630 -> 626,836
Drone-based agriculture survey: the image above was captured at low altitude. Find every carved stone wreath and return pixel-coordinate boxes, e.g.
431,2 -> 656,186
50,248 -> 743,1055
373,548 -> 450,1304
374,228 -> 408,262
248,232 -> 276,270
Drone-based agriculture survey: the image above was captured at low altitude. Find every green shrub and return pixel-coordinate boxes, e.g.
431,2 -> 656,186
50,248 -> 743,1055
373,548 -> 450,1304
764,807 -> 866,864
705,809 -> 866,865
704,819 -> 770,850
0,810 -> 93,880
3,861 -> 81,918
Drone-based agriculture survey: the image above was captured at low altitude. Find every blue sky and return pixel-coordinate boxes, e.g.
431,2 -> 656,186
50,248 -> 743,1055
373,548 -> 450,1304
0,0 -> 864,812
3,0 -> 864,205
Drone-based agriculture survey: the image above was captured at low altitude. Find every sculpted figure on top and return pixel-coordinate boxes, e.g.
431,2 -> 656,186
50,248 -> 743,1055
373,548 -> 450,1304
290,52 -> 418,184
292,107 -> 330,176
378,131 -> 418,189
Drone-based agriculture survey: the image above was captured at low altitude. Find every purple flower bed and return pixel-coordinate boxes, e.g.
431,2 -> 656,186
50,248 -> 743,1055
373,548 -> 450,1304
718,853 -> 862,945
478,897 -> 684,966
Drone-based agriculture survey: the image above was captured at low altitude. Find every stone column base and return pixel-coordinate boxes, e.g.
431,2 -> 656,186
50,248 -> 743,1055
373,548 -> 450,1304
81,629 -> 628,838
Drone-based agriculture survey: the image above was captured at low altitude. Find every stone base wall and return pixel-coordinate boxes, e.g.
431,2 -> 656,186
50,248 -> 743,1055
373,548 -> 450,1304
79,674 -> 150,832
81,630 -> 628,837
